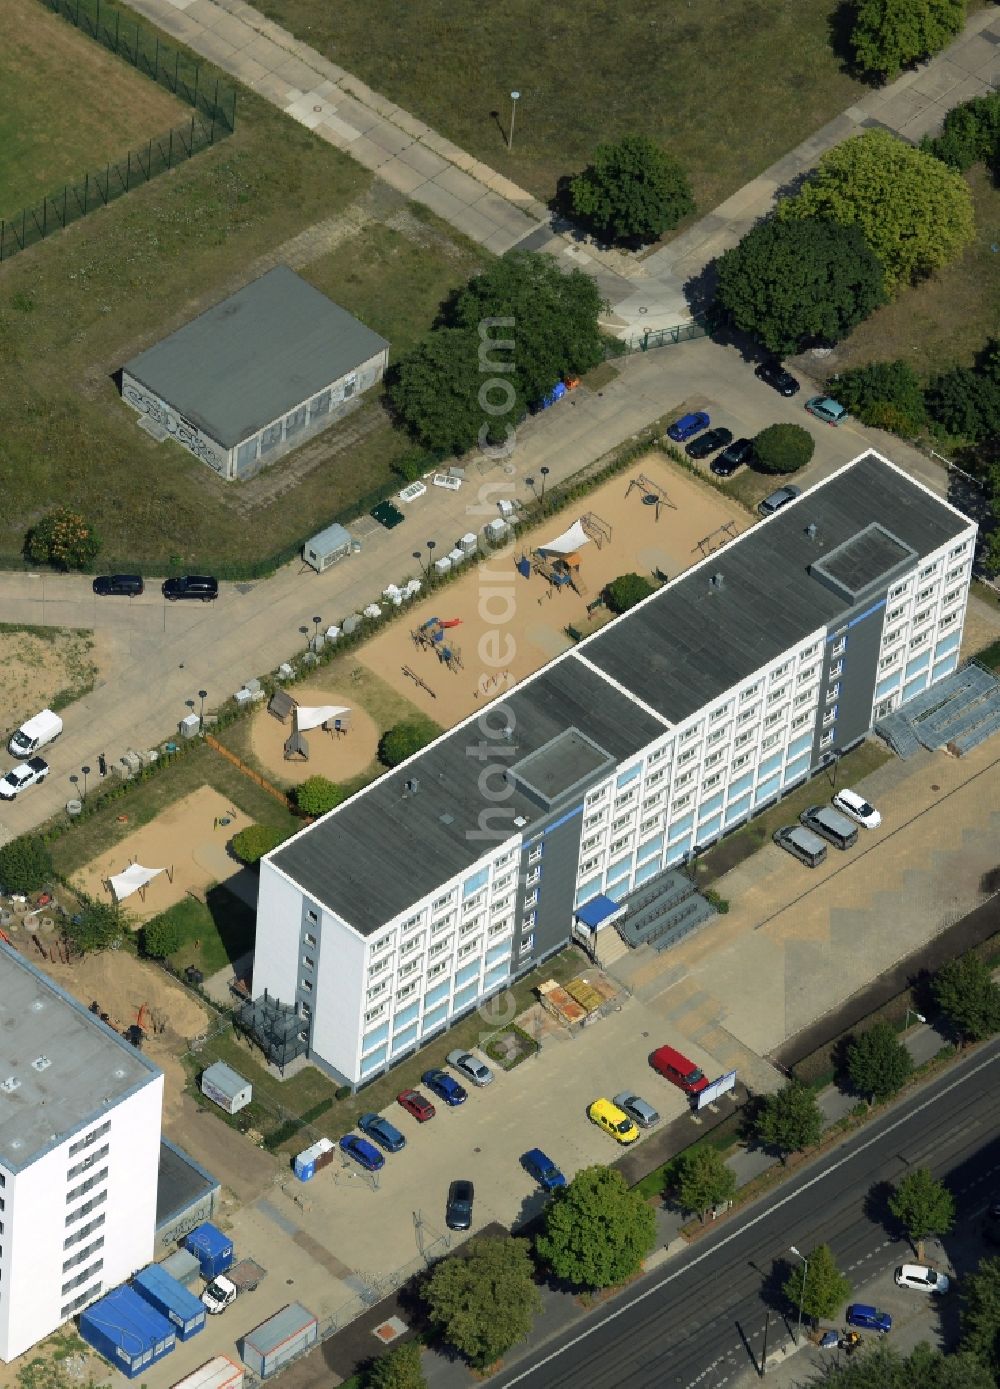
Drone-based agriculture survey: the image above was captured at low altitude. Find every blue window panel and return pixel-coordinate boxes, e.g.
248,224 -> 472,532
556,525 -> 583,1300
668,811 -> 694,840
786,732 -> 813,762
391,1023 -> 419,1053
393,1002 -> 420,1030
905,651 -> 931,681
697,791 -> 724,819
637,832 -> 663,863
755,772 -> 782,805
697,813 -> 721,841
932,653 -> 958,682
903,672 -> 929,701
362,1023 -> 389,1053
634,858 -> 661,887
484,961 -> 511,989
421,1003 -> 450,1035
757,751 -> 784,781
935,631 -> 961,660
616,764 -> 642,789
455,960 -> 481,989
361,1046 -> 387,1075
605,872 -> 630,900
875,671 -> 901,699
463,866 -> 489,899
452,982 -> 480,1013
725,792 -> 751,825
486,941 -> 512,967
575,875 -> 603,908
728,771 -> 754,800
607,854 -> 631,880
423,981 -> 451,1010
666,832 -> 693,863
783,752 -> 810,785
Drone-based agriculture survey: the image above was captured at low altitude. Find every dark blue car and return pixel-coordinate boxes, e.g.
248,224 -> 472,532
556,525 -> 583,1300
846,1304 -> 892,1334
421,1069 -> 467,1106
666,411 -> 710,443
358,1113 -> 407,1153
522,1148 -> 566,1192
340,1135 -> 385,1171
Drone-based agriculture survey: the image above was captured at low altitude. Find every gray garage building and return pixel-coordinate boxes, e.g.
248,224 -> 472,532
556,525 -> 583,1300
121,265 -> 390,480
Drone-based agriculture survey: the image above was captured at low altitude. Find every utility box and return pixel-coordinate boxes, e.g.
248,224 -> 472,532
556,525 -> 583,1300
240,1304 -> 318,1379
80,1287 -> 176,1378
133,1265 -> 207,1340
171,1356 -> 244,1389
179,714 -> 201,740
185,1222 -> 235,1280
200,1062 -> 252,1115
303,522 -> 353,572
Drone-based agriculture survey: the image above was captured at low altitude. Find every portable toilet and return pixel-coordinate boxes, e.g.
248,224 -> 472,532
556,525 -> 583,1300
185,1222 -> 234,1280
303,522 -> 353,573
200,1062 -> 252,1115
80,1286 -> 176,1378
293,1138 -> 335,1182
133,1264 -> 207,1340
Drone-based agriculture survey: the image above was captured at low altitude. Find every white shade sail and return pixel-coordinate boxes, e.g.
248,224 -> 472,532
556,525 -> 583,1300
296,704 -> 350,731
109,864 -> 164,901
537,519 -> 590,555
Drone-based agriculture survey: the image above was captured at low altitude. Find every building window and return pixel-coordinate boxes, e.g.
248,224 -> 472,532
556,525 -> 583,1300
67,1146 -> 109,1182
797,666 -> 818,686
303,932 -> 317,950
65,1191 -> 107,1227
820,730 -> 834,749
768,684 -> 788,705
648,744 -> 668,762
397,982 -> 418,1001
61,1281 -> 103,1320
524,889 -> 538,909
680,723 -> 702,743
527,844 -> 544,863
826,684 -> 840,704
521,911 -> 536,930
68,1122 -> 110,1159
950,541 -> 970,558
519,934 -> 535,955
741,683 -> 761,701
831,636 -> 846,656
919,561 -> 939,579
704,749 -> 724,769
428,961 -> 448,980
731,752 -> 751,771
366,982 -> 387,1002
828,660 -> 843,679
707,726 -> 728,747
584,810 -> 607,830
306,909 -> 318,925
64,1216 -> 105,1251
761,731 -> 781,751
432,890 -> 456,912
301,954 -> 315,970
791,711 -> 811,729
939,610 -> 960,629
772,661 -> 791,680
62,1259 -> 104,1298
910,630 -> 930,650
646,768 -> 665,788
889,580 -> 911,599
678,747 -> 697,766
299,977 -> 313,992
823,705 -> 838,726
737,705 -> 759,725
674,770 -> 694,788
764,710 -> 784,728
66,1170 -> 108,1206
672,792 -> 691,811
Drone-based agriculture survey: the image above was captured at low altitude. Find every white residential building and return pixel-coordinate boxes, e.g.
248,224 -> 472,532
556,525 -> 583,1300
0,945 -> 163,1362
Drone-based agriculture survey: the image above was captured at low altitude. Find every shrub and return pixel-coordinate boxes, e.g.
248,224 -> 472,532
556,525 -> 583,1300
378,720 -> 437,768
141,914 -> 182,959
230,823 -> 287,865
924,90 -> 1000,172
829,360 -> 927,434
569,135 -> 694,244
0,835 -> 52,893
604,572 -> 655,614
25,509 -> 101,571
926,367 -> 1000,441
753,423 -> 814,474
294,776 -> 345,817
851,0 -> 966,80
64,899 -> 126,954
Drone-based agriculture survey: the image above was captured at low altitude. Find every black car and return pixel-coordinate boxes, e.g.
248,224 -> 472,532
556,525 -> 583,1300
686,427 -> 733,460
446,1179 -> 475,1231
93,574 -> 144,597
162,575 -> 219,602
711,437 -> 755,477
755,360 -> 800,397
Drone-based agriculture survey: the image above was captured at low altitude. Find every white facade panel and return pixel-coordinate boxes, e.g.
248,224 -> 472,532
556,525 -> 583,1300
252,865 -> 305,1004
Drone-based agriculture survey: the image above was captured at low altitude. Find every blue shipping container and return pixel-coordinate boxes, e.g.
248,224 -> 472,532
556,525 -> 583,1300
133,1265 -> 206,1340
185,1222 -> 234,1279
80,1287 -> 176,1379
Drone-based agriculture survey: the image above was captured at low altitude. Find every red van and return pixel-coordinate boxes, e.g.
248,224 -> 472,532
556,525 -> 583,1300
651,1044 -> 708,1095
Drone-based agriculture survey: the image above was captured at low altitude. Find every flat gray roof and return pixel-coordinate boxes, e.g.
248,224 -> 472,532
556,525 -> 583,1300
123,266 -> 389,448
810,523 -> 916,603
156,1137 -> 219,1232
0,945 -> 160,1171
511,728 -> 615,806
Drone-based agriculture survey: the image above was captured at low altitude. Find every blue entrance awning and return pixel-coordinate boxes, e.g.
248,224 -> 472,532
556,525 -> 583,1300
575,894 -> 626,930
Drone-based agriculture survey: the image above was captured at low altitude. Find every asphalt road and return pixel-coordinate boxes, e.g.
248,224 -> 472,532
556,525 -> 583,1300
492,1040 -> 1000,1389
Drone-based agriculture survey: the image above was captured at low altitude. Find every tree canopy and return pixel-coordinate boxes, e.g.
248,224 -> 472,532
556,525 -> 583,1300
64,898 -> 127,954
932,955 -> 1000,1043
925,90 -> 1000,175
753,423 -> 814,474
753,1081 -> 823,1162
846,1021 -> 913,1103
961,1256 -> 1000,1377
830,360 -> 927,435
365,1339 -> 426,1389
25,508 -> 101,570
0,835 -> 52,893
569,135 -> 693,244
714,217 -> 886,354
141,914 -> 182,960
852,0 -> 966,80
378,720 -> 438,768
673,1145 -> 736,1223
816,1341 -> 994,1388
604,572 -> 655,614
889,1168 -> 955,1259
230,823 -> 288,865
926,365 -> 1000,441
295,776 -> 345,817
423,1236 -> 540,1369
780,130 -> 975,292
536,1166 -> 656,1289
783,1243 -> 850,1322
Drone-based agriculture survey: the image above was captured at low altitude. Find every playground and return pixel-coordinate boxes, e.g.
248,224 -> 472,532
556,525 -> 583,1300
357,451 -> 747,730
247,684 -> 380,785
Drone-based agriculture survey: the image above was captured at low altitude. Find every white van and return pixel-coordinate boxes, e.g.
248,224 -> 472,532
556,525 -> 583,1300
8,709 -> 63,759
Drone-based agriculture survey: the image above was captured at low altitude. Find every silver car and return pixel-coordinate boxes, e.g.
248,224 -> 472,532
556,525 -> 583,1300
447,1050 -> 493,1087
612,1091 -> 660,1129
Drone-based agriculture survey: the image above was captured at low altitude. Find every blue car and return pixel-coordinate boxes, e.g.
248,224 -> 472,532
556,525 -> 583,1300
340,1135 -> 385,1171
358,1113 -> 406,1153
846,1304 -> 892,1334
421,1069 -> 467,1106
666,411 -> 710,443
522,1148 -> 566,1192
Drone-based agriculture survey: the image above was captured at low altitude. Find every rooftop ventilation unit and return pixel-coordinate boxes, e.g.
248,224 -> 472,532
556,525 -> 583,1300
710,572 -> 724,590
402,777 -> 420,797
439,812 -> 454,825
0,1077 -> 21,1093
513,815 -> 529,827
805,522 -> 818,540
30,1000 -> 44,1013
31,1056 -> 51,1072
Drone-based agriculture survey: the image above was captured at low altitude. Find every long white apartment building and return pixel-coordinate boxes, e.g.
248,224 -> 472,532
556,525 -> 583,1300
253,452 -> 977,1087
0,945 -> 163,1361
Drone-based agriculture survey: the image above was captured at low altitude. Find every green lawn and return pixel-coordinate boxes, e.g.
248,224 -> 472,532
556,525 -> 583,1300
151,886 -> 256,975
0,0 -> 185,214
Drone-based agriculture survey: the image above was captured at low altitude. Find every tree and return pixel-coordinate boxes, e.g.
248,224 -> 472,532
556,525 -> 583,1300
846,1021 -> 913,1103
379,720 -> 437,768
961,1256 -> 1000,1377
783,1243 -> 851,1323
753,423 -> 814,474
925,90 -> 1000,173
932,955 -> 1000,1043
830,360 -> 927,435
714,217 -> 886,354
673,1146 -> 737,1223
569,135 -> 693,244
0,835 -> 52,893
64,898 -> 126,954
753,1081 -> 823,1163
889,1168 -> 955,1259
780,130 -> 975,292
852,0 -> 966,80
230,823 -> 287,865
365,1340 -> 426,1389
604,572 -> 655,614
423,1235 -> 540,1369
926,367 -> 1000,441
389,326 -> 493,458
536,1166 -> 656,1289
815,1342 -> 994,1388
295,776 -> 344,817
25,508 -> 101,570
141,914 -> 182,959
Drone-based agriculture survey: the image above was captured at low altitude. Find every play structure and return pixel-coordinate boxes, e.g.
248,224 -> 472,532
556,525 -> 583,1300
695,520 -> 739,558
410,617 -> 464,673
282,704 -> 352,761
106,863 -> 174,903
524,517 -> 607,597
625,473 -> 677,521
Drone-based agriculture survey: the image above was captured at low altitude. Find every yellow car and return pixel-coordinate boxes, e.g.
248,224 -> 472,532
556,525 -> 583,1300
588,1098 -> 639,1145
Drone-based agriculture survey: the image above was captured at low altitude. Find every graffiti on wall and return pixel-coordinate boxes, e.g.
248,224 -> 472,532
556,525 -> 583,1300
122,378 -> 229,476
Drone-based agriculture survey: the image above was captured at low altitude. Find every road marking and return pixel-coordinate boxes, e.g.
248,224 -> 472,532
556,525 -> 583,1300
496,1048 -> 1000,1387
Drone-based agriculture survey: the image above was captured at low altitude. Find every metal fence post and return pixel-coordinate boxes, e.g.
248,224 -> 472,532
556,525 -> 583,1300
174,49 -> 180,93
167,128 -> 174,168
126,151 -> 131,191
154,36 -> 159,82
63,185 -> 68,226
114,8 -> 119,51
193,64 -> 200,114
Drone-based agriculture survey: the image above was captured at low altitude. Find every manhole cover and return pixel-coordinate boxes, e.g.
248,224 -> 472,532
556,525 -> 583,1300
931,784 -> 940,791
219,816 -> 233,826
473,1146 -> 482,1154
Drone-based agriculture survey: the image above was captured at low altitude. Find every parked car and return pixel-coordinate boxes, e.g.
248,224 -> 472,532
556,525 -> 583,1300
650,1044 -> 708,1095
755,360 -> 800,397
446,1179 -> 475,1230
588,1098 -> 639,1144
521,1148 -> 566,1192
832,788 -> 882,829
0,758 -> 49,800
666,411 -> 710,443
92,574 -> 144,597
711,437 -> 755,477
447,1050 -> 493,1087
421,1069 -> 467,1106
612,1092 -> 661,1129
161,574 -> 219,602
799,804 -> 858,850
758,484 -> 801,516
773,824 -> 827,868
846,1304 -> 892,1333
895,1264 -> 950,1294
686,427 -> 733,460
358,1112 -> 406,1153
396,1088 -> 435,1122
339,1135 -> 385,1172
805,395 -> 848,427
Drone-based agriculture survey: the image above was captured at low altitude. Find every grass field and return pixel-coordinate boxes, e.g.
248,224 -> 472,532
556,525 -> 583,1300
0,0 -> 186,215
154,886 -> 257,975
255,0 -> 869,217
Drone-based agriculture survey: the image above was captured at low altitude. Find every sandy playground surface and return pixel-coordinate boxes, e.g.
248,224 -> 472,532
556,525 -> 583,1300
248,685 -> 379,785
358,452 -> 747,730
73,785 -> 252,924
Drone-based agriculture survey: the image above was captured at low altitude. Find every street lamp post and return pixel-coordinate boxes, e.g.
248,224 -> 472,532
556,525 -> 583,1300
540,464 -> 550,501
904,1008 -> 927,1029
312,616 -> 322,643
509,90 -> 520,150
413,549 -> 425,575
426,540 -> 437,573
81,765 -> 90,800
69,775 -> 79,800
789,1246 -> 809,1344
198,689 -> 208,732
